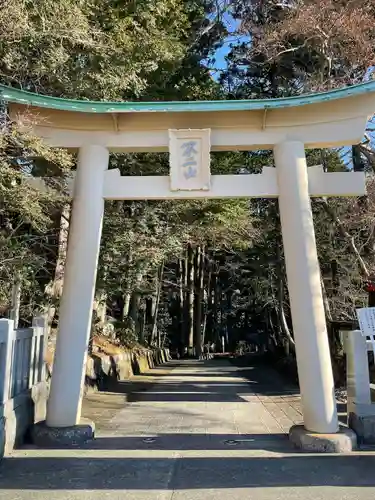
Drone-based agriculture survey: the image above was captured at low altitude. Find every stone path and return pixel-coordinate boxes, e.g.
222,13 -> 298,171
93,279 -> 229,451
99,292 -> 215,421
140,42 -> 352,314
1,358 -> 375,499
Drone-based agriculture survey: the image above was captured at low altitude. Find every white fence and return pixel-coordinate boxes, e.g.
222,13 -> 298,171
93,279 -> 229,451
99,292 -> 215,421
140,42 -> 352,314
342,330 -> 375,415
0,318 -> 46,407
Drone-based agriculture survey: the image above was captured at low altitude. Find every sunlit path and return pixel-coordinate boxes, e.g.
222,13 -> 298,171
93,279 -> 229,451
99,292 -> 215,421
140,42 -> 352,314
1,358 -> 375,499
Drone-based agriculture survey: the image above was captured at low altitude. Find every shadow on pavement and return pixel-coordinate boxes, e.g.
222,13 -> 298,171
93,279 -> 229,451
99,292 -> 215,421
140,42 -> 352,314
107,361 -> 300,402
26,433 -> 292,451
1,358 -> 359,493
1,454 -> 375,489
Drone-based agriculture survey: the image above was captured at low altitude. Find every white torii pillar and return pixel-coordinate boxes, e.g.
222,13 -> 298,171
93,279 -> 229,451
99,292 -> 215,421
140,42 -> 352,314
46,145 -> 109,427
274,141 -> 338,434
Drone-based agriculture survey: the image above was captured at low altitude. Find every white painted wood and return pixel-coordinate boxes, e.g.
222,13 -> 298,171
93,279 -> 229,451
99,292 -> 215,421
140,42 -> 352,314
13,338 -> 22,396
103,167 -> 365,200
29,330 -> 37,387
169,129 -> 211,191
32,316 -> 47,384
26,167 -> 366,200
0,318 -> 46,403
103,167 -> 278,200
9,275 -> 21,329
46,145 -> 109,427
0,319 -> 14,404
14,328 -> 33,341
275,141 -> 338,434
343,330 -> 372,417
307,166 -> 366,197
28,326 -> 44,385
34,116 -> 367,151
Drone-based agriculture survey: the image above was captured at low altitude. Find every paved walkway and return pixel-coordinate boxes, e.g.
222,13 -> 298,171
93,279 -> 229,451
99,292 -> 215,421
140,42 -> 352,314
1,359 -> 375,499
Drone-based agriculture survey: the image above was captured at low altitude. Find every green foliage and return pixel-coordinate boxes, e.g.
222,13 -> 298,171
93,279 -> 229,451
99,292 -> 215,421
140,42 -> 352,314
1,0 -> 373,376
0,115 -> 72,311
0,0 -> 230,325
215,0 -> 375,366
0,0 -> 193,99
113,319 -> 138,348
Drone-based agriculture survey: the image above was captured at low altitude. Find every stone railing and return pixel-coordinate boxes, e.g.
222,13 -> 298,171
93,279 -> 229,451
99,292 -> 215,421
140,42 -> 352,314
0,315 -> 172,456
342,330 -> 375,444
0,317 -> 48,457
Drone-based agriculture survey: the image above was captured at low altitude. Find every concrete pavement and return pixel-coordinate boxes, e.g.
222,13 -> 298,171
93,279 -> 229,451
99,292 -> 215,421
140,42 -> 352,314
1,358 -> 375,499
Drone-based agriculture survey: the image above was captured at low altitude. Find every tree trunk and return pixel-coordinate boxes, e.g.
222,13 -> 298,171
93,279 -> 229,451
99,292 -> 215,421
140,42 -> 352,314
267,308 -> 279,349
276,260 -> 295,353
202,265 -> 212,346
186,245 -> 194,356
151,261 -> 164,347
194,246 -> 205,358
122,292 -> 131,319
320,198 -> 369,277
129,270 -> 144,336
43,203 -> 70,335
93,291 -> 107,323
226,290 -> 235,350
321,276 -> 333,322
9,272 -> 21,328
122,249 -> 134,320
278,298 -> 295,353
220,290 -> 226,348
208,272 -> 217,344
139,302 -> 146,344
178,258 -> 186,355
213,281 -> 221,346
130,293 -> 141,331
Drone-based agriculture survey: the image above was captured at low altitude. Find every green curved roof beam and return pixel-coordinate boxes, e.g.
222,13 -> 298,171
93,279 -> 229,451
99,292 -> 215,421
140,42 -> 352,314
1,81 -> 375,114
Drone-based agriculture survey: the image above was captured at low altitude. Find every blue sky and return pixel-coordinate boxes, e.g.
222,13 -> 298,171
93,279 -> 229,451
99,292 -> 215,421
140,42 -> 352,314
207,14 -> 250,79
215,14 -> 241,70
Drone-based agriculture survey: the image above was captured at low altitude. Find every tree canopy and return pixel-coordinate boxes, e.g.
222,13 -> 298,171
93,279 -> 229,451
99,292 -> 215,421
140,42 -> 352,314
0,0 -> 374,381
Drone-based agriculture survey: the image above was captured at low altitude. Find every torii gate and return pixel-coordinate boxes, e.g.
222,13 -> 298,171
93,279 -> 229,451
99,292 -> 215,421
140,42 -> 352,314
2,82 -> 375,451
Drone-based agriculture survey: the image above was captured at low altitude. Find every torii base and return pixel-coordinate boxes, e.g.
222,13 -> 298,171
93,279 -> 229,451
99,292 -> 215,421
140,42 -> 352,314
349,404 -> 375,445
32,419 -> 95,448
289,424 -> 357,453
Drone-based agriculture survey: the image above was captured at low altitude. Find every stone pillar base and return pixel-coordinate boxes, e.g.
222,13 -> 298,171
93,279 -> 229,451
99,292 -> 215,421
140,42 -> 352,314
349,409 -> 375,445
289,424 -> 357,453
32,418 -> 95,448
